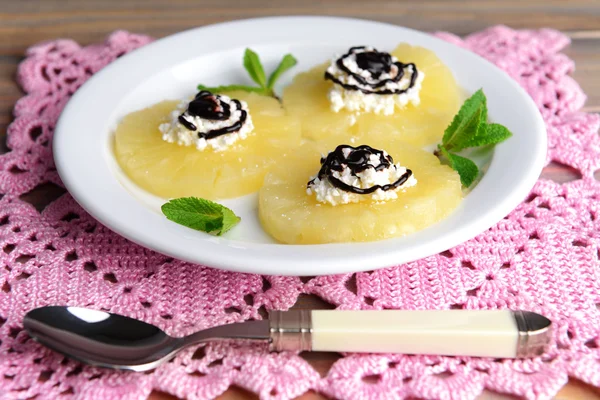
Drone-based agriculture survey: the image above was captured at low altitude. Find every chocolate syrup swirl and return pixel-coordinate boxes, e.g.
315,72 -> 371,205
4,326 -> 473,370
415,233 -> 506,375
324,46 -> 419,95
308,145 -> 413,195
178,91 -> 247,139
188,91 -> 231,120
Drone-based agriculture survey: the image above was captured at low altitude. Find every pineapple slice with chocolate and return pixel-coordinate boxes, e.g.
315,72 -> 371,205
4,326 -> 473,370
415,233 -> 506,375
283,43 -> 461,148
114,91 -> 300,199
259,139 -> 462,244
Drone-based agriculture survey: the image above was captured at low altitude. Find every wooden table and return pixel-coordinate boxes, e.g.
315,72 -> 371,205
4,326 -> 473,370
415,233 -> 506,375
1,1 -> 599,399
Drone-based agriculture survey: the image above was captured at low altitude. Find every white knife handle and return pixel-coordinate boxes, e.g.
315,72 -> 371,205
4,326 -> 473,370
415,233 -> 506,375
269,309 -> 551,358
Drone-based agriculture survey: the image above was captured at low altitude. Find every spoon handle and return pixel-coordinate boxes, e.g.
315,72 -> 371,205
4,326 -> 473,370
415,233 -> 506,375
269,309 -> 551,358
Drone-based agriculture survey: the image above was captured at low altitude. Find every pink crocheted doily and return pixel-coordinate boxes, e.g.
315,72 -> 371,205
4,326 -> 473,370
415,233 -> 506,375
1,27 -> 599,400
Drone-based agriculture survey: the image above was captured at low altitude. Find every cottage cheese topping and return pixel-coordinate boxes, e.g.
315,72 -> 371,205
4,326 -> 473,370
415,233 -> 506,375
307,145 -> 417,206
159,91 -> 254,152
325,46 -> 424,115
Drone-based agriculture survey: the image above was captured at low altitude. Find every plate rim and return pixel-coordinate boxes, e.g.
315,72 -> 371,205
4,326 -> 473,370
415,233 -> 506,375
53,16 -> 547,276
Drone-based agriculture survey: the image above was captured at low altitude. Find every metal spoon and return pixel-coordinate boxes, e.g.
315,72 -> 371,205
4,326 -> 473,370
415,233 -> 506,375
24,306 -> 552,371
24,306 -> 270,371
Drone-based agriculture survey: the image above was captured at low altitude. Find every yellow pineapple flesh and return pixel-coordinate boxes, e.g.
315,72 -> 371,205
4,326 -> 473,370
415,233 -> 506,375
282,62 -> 359,141
282,44 -> 461,148
114,91 -> 300,199
259,139 -> 462,244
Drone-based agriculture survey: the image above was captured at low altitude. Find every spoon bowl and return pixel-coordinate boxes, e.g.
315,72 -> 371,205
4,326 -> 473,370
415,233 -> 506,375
24,306 -> 270,371
24,306 -> 183,370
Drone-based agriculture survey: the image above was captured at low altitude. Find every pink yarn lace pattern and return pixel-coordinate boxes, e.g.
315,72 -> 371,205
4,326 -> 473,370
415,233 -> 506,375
0,27 -> 599,400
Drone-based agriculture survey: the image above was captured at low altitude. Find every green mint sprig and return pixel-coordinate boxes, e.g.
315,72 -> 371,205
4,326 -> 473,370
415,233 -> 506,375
437,89 -> 512,187
161,197 -> 240,236
197,49 -> 297,98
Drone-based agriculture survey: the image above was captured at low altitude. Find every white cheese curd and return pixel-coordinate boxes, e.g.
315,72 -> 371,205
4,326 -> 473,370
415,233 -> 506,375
325,46 -> 424,115
159,94 -> 254,152
307,146 -> 417,206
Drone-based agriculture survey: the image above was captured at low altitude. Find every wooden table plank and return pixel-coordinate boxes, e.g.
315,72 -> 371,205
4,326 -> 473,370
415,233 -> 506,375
565,37 -> 600,112
1,1 -> 599,399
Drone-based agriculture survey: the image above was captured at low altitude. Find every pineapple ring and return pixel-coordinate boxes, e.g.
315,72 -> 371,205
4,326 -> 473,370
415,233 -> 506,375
113,91 -> 300,199
259,140 -> 462,244
282,43 -> 462,148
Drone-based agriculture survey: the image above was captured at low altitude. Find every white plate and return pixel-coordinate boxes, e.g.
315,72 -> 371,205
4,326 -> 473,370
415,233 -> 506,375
54,16 -> 546,276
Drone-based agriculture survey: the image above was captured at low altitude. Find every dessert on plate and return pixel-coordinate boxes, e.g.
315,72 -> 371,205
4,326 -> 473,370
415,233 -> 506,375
283,44 -> 462,148
114,90 -> 300,199
113,45 -> 496,245
259,139 -> 462,244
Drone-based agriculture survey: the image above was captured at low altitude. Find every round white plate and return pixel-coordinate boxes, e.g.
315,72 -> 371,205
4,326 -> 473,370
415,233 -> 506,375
54,16 -> 546,276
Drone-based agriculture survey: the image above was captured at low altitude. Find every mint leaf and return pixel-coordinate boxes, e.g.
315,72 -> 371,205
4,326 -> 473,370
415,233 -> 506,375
439,146 -> 479,188
243,48 -> 267,88
481,123 -> 513,145
485,123 -> 512,143
161,197 -> 222,233
197,84 -> 266,94
435,90 -> 512,188
442,89 -> 487,152
221,206 -> 241,234
161,197 -> 240,236
461,123 -> 513,148
267,54 -> 298,89
197,49 -> 296,99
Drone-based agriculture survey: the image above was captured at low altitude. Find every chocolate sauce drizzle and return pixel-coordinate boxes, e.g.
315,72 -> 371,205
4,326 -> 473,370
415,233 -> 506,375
324,46 -> 419,95
308,144 -> 413,195
178,91 -> 247,139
